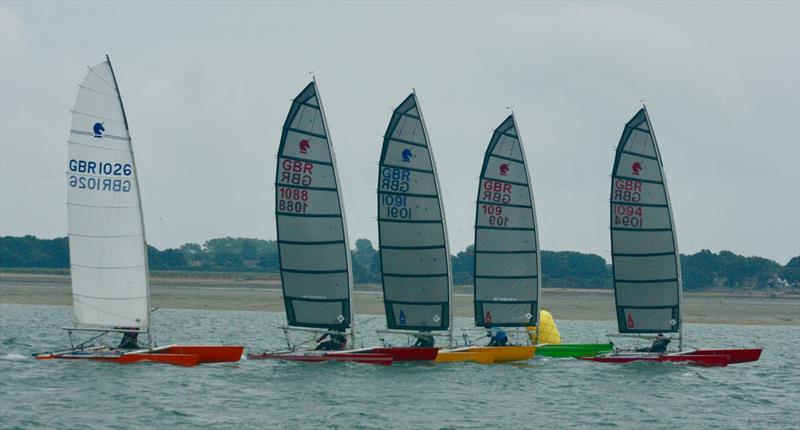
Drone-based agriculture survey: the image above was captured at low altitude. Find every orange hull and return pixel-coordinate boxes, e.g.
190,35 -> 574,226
35,344 -> 243,367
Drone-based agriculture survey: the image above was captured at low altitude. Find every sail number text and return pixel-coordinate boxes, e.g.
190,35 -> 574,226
382,194 -> 411,219
481,180 -> 513,204
613,204 -> 644,228
68,159 -> 132,192
613,179 -> 642,203
380,167 -> 410,193
481,204 -> 510,226
279,159 -> 314,186
278,187 -> 309,214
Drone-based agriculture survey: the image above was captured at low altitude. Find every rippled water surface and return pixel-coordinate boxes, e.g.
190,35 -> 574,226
1,304 -> 798,429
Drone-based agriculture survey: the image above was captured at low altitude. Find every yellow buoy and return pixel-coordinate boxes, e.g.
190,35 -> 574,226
527,309 -> 561,344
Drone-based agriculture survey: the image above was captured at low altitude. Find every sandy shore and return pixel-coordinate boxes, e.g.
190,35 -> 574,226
1,273 -> 798,325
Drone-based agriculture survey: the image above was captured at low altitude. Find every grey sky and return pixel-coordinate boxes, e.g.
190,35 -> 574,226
1,1 -> 798,264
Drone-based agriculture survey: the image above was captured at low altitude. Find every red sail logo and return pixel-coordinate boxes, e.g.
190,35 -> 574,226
499,164 -> 509,176
631,162 -> 642,176
485,311 -> 493,324
299,139 -> 310,154
627,314 -> 635,329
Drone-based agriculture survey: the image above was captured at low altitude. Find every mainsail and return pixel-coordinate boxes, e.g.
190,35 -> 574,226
473,114 -> 541,328
275,81 -> 353,330
67,57 -> 149,329
377,93 -> 452,332
610,107 -> 682,334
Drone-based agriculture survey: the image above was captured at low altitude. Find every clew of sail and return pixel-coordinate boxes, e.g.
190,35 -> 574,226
610,107 -> 682,334
275,81 -> 353,330
473,115 -> 541,328
377,93 -> 452,331
67,59 -> 149,329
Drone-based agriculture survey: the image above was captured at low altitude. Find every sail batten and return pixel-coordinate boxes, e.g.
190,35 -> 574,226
610,108 -> 682,334
473,115 -> 541,328
67,60 -> 148,329
378,93 -> 452,331
275,82 -> 353,330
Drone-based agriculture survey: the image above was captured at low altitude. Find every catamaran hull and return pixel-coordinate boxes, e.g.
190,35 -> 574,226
580,354 -> 729,367
690,348 -> 762,364
35,345 -> 243,367
536,343 -> 614,358
353,347 -> 439,361
435,345 -> 536,364
247,352 -> 393,366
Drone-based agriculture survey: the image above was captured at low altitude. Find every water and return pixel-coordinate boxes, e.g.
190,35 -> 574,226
1,303 -> 798,429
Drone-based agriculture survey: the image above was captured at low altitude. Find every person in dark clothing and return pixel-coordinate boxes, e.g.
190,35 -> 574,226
636,333 -> 671,353
118,331 -> 140,350
487,326 -> 509,346
414,332 -> 435,347
315,330 -> 347,351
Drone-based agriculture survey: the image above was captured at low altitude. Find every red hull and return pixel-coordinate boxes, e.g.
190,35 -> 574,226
159,345 -> 244,363
353,347 -> 439,361
247,352 -> 393,366
690,348 -> 762,364
581,354 -> 729,367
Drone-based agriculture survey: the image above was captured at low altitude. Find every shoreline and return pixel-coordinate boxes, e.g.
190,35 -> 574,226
1,273 -> 798,326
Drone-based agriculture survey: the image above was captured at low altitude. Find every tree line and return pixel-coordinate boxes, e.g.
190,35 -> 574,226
1,235 -> 797,291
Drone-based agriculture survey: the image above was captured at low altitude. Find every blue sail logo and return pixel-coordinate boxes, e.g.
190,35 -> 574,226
399,309 -> 407,325
92,123 -> 105,138
401,149 -> 413,163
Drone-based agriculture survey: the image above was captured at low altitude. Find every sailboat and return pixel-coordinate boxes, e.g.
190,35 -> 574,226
353,92 -> 451,362
581,106 -> 761,366
435,114 -> 537,364
34,56 -> 243,366
246,81 -> 392,365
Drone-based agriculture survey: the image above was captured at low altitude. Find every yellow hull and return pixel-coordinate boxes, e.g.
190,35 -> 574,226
434,345 -> 536,364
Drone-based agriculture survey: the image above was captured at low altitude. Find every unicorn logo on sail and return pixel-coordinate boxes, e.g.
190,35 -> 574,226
401,149 -> 413,163
631,162 -> 642,176
92,123 -> 105,138
298,139 -> 310,154
499,163 -> 509,176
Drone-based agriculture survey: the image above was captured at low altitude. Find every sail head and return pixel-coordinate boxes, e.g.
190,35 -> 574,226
377,94 -> 451,331
473,115 -> 541,328
610,108 -> 681,333
276,82 -> 352,329
67,60 -> 148,329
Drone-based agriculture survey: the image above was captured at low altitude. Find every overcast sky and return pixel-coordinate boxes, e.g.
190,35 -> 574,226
1,1 -> 798,264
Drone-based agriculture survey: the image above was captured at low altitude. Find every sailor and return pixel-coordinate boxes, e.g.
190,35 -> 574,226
637,333 -> 671,353
118,331 -> 140,350
487,325 -> 509,347
413,331 -> 435,347
315,329 -> 348,351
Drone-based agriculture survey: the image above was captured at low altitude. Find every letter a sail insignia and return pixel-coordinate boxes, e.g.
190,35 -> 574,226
485,311 -> 493,324
627,314 -> 635,329
399,309 -> 407,325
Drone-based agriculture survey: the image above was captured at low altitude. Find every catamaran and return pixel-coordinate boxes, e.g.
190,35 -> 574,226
435,114 -> 538,364
246,81 -> 392,365
34,56 -> 243,366
581,106 -> 761,367
354,92 -> 451,362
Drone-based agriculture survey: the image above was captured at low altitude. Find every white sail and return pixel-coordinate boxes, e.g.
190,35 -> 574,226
67,59 -> 149,329
473,114 -> 541,327
377,93 -> 452,331
610,107 -> 682,334
275,81 -> 353,329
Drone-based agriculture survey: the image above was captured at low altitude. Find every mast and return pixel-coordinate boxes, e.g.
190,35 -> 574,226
414,90 -> 454,348
313,77 -> 357,345
642,105 -> 684,351
106,55 -> 153,349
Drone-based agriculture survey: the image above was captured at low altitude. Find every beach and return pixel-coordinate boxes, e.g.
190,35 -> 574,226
1,272 -> 797,325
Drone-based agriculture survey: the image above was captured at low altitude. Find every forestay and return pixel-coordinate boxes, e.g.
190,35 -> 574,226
378,93 -> 452,331
473,115 -> 541,328
275,81 -> 353,329
67,59 -> 149,329
610,107 -> 682,334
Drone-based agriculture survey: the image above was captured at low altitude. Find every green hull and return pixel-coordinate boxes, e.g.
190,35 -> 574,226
536,343 -> 613,358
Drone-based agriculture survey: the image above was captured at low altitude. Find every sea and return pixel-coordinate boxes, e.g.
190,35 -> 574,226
1,303 -> 798,430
